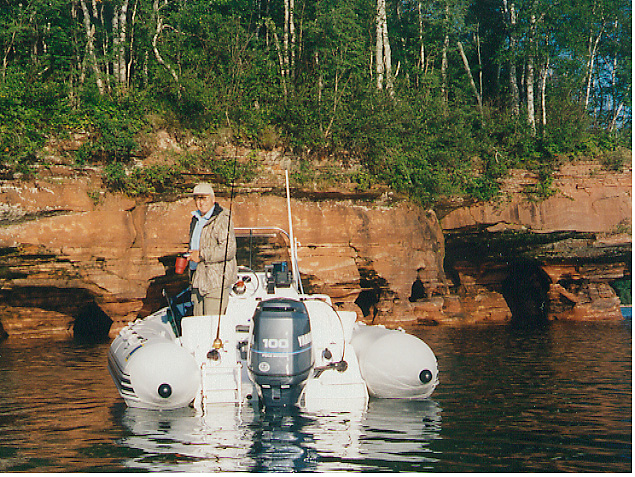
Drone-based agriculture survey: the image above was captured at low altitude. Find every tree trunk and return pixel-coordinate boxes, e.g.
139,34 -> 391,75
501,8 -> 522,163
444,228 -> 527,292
526,14 -> 537,136
79,0 -> 105,95
1,30 -> 16,82
315,51 -> 322,104
375,0 -> 393,95
476,24 -> 483,102
526,55 -> 536,135
112,6 -> 120,84
127,0 -> 139,89
502,0 -> 520,118
95,1 -> 110,93
289,0 -> 295,74
540,56 -> 550,131
584,29 -> 603,110
457,41 -> 483,119
441,4 -> 449,108
42,22 -> 51,57
152,0 -> 180,97
382,3 -> 394,95
375,0 -> 384,90
609,101 -> 624,132
283,0 -> 289,80
417,1 -> 424,71
282,0 -> 295,82
266,18 -> 288,99
608,20 -> 620,125
119,0 -> 130,86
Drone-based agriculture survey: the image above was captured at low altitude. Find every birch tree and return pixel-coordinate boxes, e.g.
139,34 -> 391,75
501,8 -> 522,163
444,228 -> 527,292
538,38 -> 550,130
375,0 -> 394,95
526,12 -> 537,136
502,0 -> 520,118
73,0 -> 137,95
152,0 -> 181,96
553,0 -> 630,129
115,0 -> 131,87
283,0 -> 295,81
78,0 -> 105,94
582,0 -> 605,110
417,1 -> 425,72
440,2 -> 449,107
0,6 -> 24,83
264,17 -> 288,99
457,40 -> 483,119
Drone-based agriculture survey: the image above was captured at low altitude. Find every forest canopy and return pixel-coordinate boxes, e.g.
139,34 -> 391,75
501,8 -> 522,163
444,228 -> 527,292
0,0 -> 631,202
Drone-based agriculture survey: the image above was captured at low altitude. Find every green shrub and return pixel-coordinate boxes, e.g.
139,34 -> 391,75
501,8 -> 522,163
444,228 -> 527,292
205,151 -> 260,184
75,105 -> 140,164
103,162 -> 184,196
611,278 -> 632,305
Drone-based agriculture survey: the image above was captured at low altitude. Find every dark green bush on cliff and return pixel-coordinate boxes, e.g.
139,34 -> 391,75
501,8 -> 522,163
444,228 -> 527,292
75,97 -> 144,164
611,278 -> 632,305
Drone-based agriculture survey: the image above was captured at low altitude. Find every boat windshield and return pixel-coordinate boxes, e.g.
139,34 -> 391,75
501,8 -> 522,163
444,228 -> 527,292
235,227 -> 293,272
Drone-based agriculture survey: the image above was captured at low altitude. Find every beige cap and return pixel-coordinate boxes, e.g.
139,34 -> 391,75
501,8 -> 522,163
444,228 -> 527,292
192,183 -> 214,196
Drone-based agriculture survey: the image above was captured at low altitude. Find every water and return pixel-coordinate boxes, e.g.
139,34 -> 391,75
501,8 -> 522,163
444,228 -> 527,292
0,321 -> 631,472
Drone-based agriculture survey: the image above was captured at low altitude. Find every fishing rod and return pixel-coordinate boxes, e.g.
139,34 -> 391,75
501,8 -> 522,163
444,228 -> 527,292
209,150 -> 238,356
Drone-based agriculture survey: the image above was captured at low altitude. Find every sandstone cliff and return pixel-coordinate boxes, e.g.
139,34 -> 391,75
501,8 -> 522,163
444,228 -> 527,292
0,150 -> 630,338
440,160 -> 631,325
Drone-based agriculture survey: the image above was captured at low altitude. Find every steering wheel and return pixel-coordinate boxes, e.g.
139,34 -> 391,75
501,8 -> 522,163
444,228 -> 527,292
231,266 -> 260,298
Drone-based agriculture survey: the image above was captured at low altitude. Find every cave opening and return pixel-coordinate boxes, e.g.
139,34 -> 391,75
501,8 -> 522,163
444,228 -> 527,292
354,260 -> 389,323
0,286 -> 112,341
501,260 -> 552,327
73,300 -> 113,343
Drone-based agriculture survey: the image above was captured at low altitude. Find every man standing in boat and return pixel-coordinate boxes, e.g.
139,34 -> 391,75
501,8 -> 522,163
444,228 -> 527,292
187,182 -> 237,315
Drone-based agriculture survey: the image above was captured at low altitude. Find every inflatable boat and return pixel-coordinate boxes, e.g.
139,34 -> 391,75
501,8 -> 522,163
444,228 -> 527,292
107,174 -> 438,412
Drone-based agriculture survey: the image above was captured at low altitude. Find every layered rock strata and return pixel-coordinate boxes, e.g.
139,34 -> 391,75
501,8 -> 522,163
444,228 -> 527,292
0,158 -> 630,338
439,160 -> 631,325
0,174 -> 446,336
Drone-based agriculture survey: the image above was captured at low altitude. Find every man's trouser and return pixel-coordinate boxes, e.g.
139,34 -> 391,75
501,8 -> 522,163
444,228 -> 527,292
192,287 -> 230,316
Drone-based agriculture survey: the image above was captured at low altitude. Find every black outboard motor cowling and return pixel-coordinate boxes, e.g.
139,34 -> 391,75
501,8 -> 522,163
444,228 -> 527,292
248,298 -> 313,408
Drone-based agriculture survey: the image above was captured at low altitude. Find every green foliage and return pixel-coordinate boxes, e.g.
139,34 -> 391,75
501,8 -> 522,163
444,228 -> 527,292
0,74 -> 50,176
599,147 -> 630,172
102,162 -> 129,192
611,278 -> 632,305
102,146 -> 261,197
75,99 -> 144,164
205,151 -> 260,185
0,0 -> 629,204
103,162 -> 184,196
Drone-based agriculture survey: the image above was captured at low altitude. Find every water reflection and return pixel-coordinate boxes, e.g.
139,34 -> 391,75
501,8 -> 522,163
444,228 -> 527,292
0,321 -> 629,472
248,408 -> 319,472
361,399 -> 442,469
118,405 -> 256,472
418,321 -> 632,473
116,398 -> 443,472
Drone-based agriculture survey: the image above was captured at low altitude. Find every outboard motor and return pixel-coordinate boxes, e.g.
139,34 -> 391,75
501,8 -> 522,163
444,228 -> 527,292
248,298 -> 313,408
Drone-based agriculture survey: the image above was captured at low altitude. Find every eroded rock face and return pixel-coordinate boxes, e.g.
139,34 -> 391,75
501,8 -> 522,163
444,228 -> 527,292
440,161 -> 632,234
0,157 -> 631,338
0,176 -> 448,336
440,160 -> 631,325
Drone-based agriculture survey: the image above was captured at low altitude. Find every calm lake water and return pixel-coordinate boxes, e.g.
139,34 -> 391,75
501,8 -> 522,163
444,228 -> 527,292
0,320 -> 631,472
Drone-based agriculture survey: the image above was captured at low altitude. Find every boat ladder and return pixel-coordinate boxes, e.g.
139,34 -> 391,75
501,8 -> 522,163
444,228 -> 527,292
200,361 -> 242,405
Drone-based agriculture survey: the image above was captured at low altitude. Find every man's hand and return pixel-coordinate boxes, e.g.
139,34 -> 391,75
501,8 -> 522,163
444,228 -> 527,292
189,250 -> 200,263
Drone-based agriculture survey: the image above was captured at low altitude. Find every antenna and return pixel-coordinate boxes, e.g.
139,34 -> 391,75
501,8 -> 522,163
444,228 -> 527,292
285,170 -> 303,294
